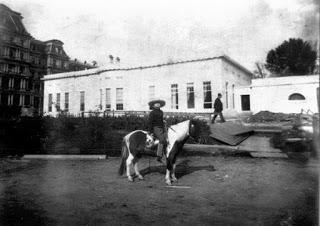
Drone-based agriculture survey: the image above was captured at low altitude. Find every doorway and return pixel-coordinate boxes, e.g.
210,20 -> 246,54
241,95 -> 250,111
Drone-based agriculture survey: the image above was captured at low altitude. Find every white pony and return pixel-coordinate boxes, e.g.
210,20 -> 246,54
118,119 -> 201,185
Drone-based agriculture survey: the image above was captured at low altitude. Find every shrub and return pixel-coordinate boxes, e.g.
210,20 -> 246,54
1,114 -> 210,156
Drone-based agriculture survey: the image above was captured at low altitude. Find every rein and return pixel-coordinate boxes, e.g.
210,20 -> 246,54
168,126 -> 177,133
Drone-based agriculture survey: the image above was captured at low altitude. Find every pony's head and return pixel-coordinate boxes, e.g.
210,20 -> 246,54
145,132 -> 156,148
188,119 -> 203,142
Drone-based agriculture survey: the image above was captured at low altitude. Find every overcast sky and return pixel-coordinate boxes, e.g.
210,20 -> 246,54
3,0 -> 320,70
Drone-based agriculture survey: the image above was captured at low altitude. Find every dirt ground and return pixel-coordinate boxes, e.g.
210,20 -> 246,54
0,156 -> 318,226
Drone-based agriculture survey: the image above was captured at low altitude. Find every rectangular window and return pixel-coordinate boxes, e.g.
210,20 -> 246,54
15,49 -> 20,59
148,85 -> 155,101
56,93 -> 60,111
20,79 -> 25,90
25,95 -> 30,106
8,64 -> 14,73
203,81 -> 212,108
0,63 -> 8,72
56,60 -> 61,68
105,88 -> 111,110
116,88 -> 123,110
8,94 -> 13,105
48,57 -> 53,66
30,96 -> 34,106
19,95 -> 25,106
48,94 -> 52,112
8,78 -> 14,89
2,47 -> 9,56
171,84 -> 179,109
80,91 -> 85,112
64,92 -> 69,112
187,82 -> 195,109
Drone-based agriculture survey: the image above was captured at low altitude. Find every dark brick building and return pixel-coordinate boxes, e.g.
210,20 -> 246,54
0,4 -> 96,117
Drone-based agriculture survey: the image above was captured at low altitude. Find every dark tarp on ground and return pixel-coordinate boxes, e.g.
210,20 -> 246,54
209,122 -> 253,145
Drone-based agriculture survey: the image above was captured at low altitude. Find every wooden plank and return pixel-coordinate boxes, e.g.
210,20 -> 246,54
23,155 -> 107,159
183,144 -> 287,158
209,128 -> 250,145
250,152 -> 288,158
210,122 -> 253,136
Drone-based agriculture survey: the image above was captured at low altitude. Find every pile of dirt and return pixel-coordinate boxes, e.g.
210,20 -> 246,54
246,111 -> 300,123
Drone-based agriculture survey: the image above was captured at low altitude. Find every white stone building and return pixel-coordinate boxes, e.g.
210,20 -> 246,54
42,55 -> 252,116
235,75 -> 319,114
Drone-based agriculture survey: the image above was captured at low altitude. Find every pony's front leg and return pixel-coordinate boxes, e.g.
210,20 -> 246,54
133,161 -> 144,180
126,154 -> 134,182
165,169 -> 171,185
171,163 -> 178,182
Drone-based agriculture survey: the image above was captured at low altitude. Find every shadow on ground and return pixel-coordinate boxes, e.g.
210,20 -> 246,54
0,187 -> 54,225
140,159 -> 215,179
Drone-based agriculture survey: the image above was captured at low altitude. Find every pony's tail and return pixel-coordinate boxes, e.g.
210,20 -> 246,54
118,139 -> 129,175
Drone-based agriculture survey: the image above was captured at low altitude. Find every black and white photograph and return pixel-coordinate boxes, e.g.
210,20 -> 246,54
0,0 -> 319,225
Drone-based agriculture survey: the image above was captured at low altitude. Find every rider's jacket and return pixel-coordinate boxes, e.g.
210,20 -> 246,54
148,108 -> 164,133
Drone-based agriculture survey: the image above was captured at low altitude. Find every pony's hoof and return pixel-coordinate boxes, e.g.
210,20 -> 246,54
138,175 -> 144,180
166,180 -> 172,186
128,177 -> 134,182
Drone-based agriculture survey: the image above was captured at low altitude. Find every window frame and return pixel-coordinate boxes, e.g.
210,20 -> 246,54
48,94 -> 53,112
80,91 -> 85,112
105,88 -> 111,111
116,88 -> 123,110
171,84 -> 179,109
203,81 -> 212,109
187,82 -> 195,109
56,93 -> 61,111
64,92 -> 69,112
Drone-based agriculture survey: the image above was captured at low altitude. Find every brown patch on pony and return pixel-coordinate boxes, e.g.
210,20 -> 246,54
128,131 -> 147,157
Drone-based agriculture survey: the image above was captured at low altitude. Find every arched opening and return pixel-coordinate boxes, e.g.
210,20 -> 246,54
288,93 -> 305,100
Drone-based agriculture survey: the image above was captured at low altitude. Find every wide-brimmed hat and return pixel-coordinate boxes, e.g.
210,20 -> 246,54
148,99 -> 166,108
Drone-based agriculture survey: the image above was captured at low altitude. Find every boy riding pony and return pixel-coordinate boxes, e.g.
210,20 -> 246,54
148,99 -> 167,163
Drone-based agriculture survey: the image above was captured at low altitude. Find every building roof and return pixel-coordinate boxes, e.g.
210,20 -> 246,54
0,4 -> 22,17
220,55 -> 253,76
251,75 -> 319,87
0,4 -> 30,36
44,39 -> 64,45
42,55 -> 253,81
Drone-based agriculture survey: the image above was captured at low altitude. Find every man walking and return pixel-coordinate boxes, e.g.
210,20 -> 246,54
148,99 -> 167,163
212,93 -> 226,123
